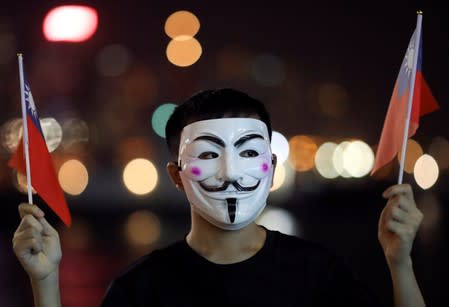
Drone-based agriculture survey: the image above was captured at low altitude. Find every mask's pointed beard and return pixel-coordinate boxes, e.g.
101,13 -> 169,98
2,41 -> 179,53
226,198 -> 237,223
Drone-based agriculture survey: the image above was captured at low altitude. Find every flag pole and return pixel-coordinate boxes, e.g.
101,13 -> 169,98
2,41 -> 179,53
398,11 -> 423,184
17,53 -> 33,204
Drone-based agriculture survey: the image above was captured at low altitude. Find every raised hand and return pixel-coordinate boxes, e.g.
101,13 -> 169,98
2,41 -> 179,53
12,203 -> 62,281
378,184 -> 423,268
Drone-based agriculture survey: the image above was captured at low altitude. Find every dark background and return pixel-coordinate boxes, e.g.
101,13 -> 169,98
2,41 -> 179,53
1,1 -> 448,306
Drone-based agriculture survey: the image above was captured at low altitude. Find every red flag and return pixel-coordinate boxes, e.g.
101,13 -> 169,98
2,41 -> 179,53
371,20 -> 439,176
8,65 -> 72,227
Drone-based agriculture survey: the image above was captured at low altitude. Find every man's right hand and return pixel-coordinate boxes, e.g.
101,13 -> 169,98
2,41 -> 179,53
12,203 -> 62,282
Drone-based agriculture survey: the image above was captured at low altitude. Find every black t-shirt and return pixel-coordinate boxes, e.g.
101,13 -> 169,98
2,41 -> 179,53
101,229 -> 382,307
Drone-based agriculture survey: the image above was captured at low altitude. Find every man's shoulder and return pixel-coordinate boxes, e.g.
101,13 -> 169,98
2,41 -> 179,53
266,228 -> 337,261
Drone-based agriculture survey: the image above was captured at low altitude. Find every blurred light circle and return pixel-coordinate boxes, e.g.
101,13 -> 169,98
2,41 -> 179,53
0,118 -> 22,153
288,135 -> 317,172
165,10 -> 200,39
343,140 -> 374,178
151,103 -> 177,138
61,118 -> 89,150
96,44 -> 131,77
43,5 -> 98,42
257,207 -> 298,236
332,141 -> 351,178
123,159 -> 158,195
14,171 -> 36,194
315,142 -> 339,179
58,159 -> 89,195
271,131 -> 289,165
125,210 -> 161,246
40,117 -> 62,152
397,139 -> 423,174
414,154 -> 438,189
166,37 -> 202,67
250,54 -> 285,87
270,163 -> 286,192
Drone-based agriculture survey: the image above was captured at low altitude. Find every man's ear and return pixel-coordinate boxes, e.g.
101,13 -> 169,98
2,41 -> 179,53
270,154 -> 277,188
166,161 -> 184,191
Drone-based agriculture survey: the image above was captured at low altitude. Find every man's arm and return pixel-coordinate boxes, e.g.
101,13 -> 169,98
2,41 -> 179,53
378,184 -> 425,307
12,203 -> 62,307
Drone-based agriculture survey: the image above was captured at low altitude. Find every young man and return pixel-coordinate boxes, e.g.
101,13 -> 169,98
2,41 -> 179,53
13,88 -> 425,306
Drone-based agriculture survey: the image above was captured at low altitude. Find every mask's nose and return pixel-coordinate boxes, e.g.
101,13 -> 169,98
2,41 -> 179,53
218,151 -> 241,182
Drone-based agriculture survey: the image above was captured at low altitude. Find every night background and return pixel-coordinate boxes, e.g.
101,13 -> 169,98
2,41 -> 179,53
1,1 -> 448,306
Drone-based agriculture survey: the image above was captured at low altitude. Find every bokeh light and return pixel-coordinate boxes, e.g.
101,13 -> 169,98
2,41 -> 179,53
61,118 -> 89,151
124,210 -> 161,247
43,5 -> 98,42
270,163 -> 286,192
151,103 -> 177,138
332,141 -> 352,178
58,159 -> 89,195
257,207 -> 299,236
342,140 -> 374,178
123,159 -> 158,195
40,117 -> 63,153
414,154 -> 439,189
397,139 -> 423,174
271,131 -> 289,165
288,135 -> 317,172
0,118 -> 22,153
13,171 -> 36,194
315,142 -> 339,179
166,37 -> 202,67
165,10 -> 200,39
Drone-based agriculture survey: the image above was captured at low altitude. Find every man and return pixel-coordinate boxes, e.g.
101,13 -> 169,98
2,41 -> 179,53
13,88 -> 425,306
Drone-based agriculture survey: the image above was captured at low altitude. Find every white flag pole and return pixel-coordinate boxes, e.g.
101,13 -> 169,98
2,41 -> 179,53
17,53 -> 33,204
398,11 -> 423,184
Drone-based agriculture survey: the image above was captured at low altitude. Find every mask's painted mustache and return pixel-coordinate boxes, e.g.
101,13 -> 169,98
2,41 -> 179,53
199,180 -> 260,192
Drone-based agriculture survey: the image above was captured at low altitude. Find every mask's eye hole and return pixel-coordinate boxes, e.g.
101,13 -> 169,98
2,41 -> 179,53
198,151 -> 219,159
240,150 -> 259,158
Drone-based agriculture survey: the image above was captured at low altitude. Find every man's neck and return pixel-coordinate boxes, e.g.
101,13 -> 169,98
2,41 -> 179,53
186,211 -> 266,264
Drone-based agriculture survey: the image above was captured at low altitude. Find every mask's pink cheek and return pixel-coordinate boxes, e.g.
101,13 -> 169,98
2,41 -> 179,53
190,166 -> 202,176
261,162 -> 269,173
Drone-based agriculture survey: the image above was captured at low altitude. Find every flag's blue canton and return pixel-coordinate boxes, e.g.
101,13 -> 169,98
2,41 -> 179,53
397,31 -> 423,99
24,78 -> 44,136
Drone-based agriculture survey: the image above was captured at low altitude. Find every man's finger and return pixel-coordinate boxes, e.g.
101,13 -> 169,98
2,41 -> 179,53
382,184 -> 414,201
18,203 -> 44,219
38,217 -> 58,237
15,214 -> 44,233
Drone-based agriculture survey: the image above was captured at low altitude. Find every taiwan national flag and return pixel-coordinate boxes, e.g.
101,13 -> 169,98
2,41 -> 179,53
8,71 -> 72,227
371,21 -> 439,176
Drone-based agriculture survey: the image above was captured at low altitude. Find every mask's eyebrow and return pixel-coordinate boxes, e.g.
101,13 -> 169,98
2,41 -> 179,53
194,135 -> 225,147
234,134 -> 264,147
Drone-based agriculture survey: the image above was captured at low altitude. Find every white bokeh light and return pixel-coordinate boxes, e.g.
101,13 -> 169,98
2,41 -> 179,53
271,131 -> 289,165
414,154 -> 439,190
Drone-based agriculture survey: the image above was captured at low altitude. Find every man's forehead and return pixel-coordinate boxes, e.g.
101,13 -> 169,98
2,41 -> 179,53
181,118 -> 269,139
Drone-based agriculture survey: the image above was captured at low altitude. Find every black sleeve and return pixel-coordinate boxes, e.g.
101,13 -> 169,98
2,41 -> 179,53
315,255 -> 385,307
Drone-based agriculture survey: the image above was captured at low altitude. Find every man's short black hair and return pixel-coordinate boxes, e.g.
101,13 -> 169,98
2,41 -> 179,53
165,88 -> 272,157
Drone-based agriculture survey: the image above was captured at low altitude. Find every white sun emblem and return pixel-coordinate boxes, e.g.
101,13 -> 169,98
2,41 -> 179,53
25,84 -> 38,118
403,39 -> 415,78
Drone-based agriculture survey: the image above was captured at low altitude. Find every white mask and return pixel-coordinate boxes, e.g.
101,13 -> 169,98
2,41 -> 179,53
178,118 -> 274,230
